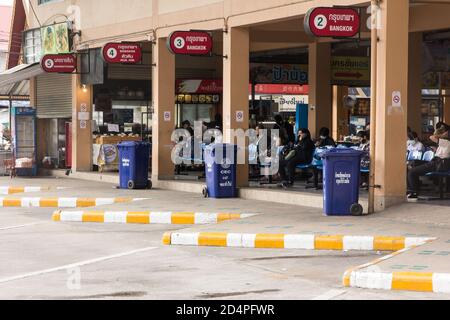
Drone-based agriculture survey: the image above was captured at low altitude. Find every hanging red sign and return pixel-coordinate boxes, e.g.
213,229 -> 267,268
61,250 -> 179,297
41,54 -> 77,73
102,43 -> 142,64
304,7 -> 360,38
167,31 -> 213,56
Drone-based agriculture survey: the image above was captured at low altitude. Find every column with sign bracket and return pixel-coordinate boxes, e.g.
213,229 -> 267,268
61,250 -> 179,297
373,0 -> 409,211
308,42 -> 332,138
152,37 -> 176,181
223,27 -> 250,187
71,75 -> 93,172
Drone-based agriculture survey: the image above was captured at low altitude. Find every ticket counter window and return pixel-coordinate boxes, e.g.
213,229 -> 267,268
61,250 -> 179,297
176,94 -> 220,127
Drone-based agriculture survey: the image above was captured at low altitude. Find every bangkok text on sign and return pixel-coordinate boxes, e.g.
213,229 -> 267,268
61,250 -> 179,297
167,31 -> 213,56
41,54 -> 77,73
102,43 -> 142,64
304,7 -> 360,38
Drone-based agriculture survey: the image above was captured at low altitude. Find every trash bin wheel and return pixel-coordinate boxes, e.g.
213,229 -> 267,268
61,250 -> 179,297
127,180 -> 135,190
350,203 -> 364,216
147,180 -> 152,190
202,187 -> 209,198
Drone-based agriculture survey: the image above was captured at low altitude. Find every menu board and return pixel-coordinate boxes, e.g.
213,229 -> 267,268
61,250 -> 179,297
175,94 -> 220,104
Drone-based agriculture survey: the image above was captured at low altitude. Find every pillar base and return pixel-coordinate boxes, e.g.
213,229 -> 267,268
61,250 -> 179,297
374,195 -> 406,212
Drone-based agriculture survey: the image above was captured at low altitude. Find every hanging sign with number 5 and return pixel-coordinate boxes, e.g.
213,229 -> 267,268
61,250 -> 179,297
304,7 -> 360,38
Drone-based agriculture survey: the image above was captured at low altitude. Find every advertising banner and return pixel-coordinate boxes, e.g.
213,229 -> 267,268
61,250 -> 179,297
250,63 -> 308,84
331,56 -> 370,86
41,22 -> 70,55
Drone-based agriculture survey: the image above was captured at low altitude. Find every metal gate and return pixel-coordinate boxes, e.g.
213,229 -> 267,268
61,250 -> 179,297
36,73 -> 73,119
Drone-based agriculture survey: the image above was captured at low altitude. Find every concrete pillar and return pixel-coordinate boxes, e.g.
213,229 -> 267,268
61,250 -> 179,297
332,85 -> 349,141
71,75 -> 93,172
408,32 -> 423,135
151,37 -> 176,181
30,77 -> 46,167
223,27 -> 249,187
373,0 -> 409,211
308,42 -> 332,138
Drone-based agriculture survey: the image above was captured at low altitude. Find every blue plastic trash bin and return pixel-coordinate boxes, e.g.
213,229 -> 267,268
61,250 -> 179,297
118,141 -> 151,189
203,144 -> 238,198
322,148 -> 364,216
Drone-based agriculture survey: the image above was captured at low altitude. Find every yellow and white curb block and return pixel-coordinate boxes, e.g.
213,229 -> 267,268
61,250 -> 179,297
342,238 -> 450,293
52,211 -> 256,224
344,270 -> 450,294
162,232 -> 435,251
0,197 -> 147,208
0,186 -> 67,195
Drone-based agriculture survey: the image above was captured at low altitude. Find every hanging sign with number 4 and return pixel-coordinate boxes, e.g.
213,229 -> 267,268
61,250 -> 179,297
102,43 -> 142,64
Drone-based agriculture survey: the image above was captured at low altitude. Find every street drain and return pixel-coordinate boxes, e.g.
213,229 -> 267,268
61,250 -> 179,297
197,289 -> 280,299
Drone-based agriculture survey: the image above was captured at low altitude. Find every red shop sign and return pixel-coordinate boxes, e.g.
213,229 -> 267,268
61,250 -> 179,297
304,7 -> 360,38
102,43 -> 142,64
167,31 -> 213,56
41,54 -> 77,73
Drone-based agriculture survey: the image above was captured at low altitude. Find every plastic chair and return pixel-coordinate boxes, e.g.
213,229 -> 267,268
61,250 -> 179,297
248,144 -> 258,163
407,150 -> 423,161
422,151 -> 435,162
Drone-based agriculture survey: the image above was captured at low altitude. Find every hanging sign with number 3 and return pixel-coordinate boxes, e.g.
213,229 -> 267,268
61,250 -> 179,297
167,31 -> 213,56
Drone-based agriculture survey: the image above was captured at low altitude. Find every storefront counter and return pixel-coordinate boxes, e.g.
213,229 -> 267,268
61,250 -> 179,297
93,135 -> 142,172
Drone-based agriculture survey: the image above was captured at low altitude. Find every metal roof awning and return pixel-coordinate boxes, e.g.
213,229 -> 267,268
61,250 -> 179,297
0,63 -> 43,97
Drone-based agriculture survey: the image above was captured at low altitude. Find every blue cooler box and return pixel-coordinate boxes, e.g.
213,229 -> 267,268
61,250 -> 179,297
203,144 -> 238,198
118,141 -> 151,189
322,148 -> 364,216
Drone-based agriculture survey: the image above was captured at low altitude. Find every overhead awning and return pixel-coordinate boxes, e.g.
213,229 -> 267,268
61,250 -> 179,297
0,63 -> 43,97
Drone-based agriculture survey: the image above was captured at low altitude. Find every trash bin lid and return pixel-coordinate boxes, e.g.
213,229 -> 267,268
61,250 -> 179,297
118,141 -> 139,148
323,148 -> 364,158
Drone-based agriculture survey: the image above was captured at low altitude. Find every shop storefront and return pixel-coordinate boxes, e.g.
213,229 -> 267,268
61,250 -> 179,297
36,72 -> 72,169
90,43 -> 152,172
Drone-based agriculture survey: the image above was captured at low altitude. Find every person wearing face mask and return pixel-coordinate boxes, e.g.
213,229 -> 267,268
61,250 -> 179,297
315,127 -> 336,148
278,128 -> 315,189
356,130 -> 370,169
407,132 -> 425,153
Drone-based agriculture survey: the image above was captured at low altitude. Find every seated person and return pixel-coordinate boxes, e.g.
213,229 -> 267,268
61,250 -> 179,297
315,127 -> 336,148
356,130 -> 371,187
407,127 -> 450,200
407,132 -> 425,153
182,120 -> 194,137
278,128 -> 315,189
407,132 -> 426,170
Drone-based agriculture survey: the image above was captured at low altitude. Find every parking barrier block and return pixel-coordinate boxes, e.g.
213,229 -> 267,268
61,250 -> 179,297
0,197 -> 146,208
162,232 -> 434,251
0,186 -> 67,195
53,211 -> 257,224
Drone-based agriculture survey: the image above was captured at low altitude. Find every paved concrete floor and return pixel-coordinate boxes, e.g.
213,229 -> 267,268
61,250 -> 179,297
0,176 -> 449,300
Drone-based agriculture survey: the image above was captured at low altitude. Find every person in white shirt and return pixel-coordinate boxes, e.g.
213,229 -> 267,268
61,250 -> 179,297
407,132 -> 425,153
407,127 -> 450,200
